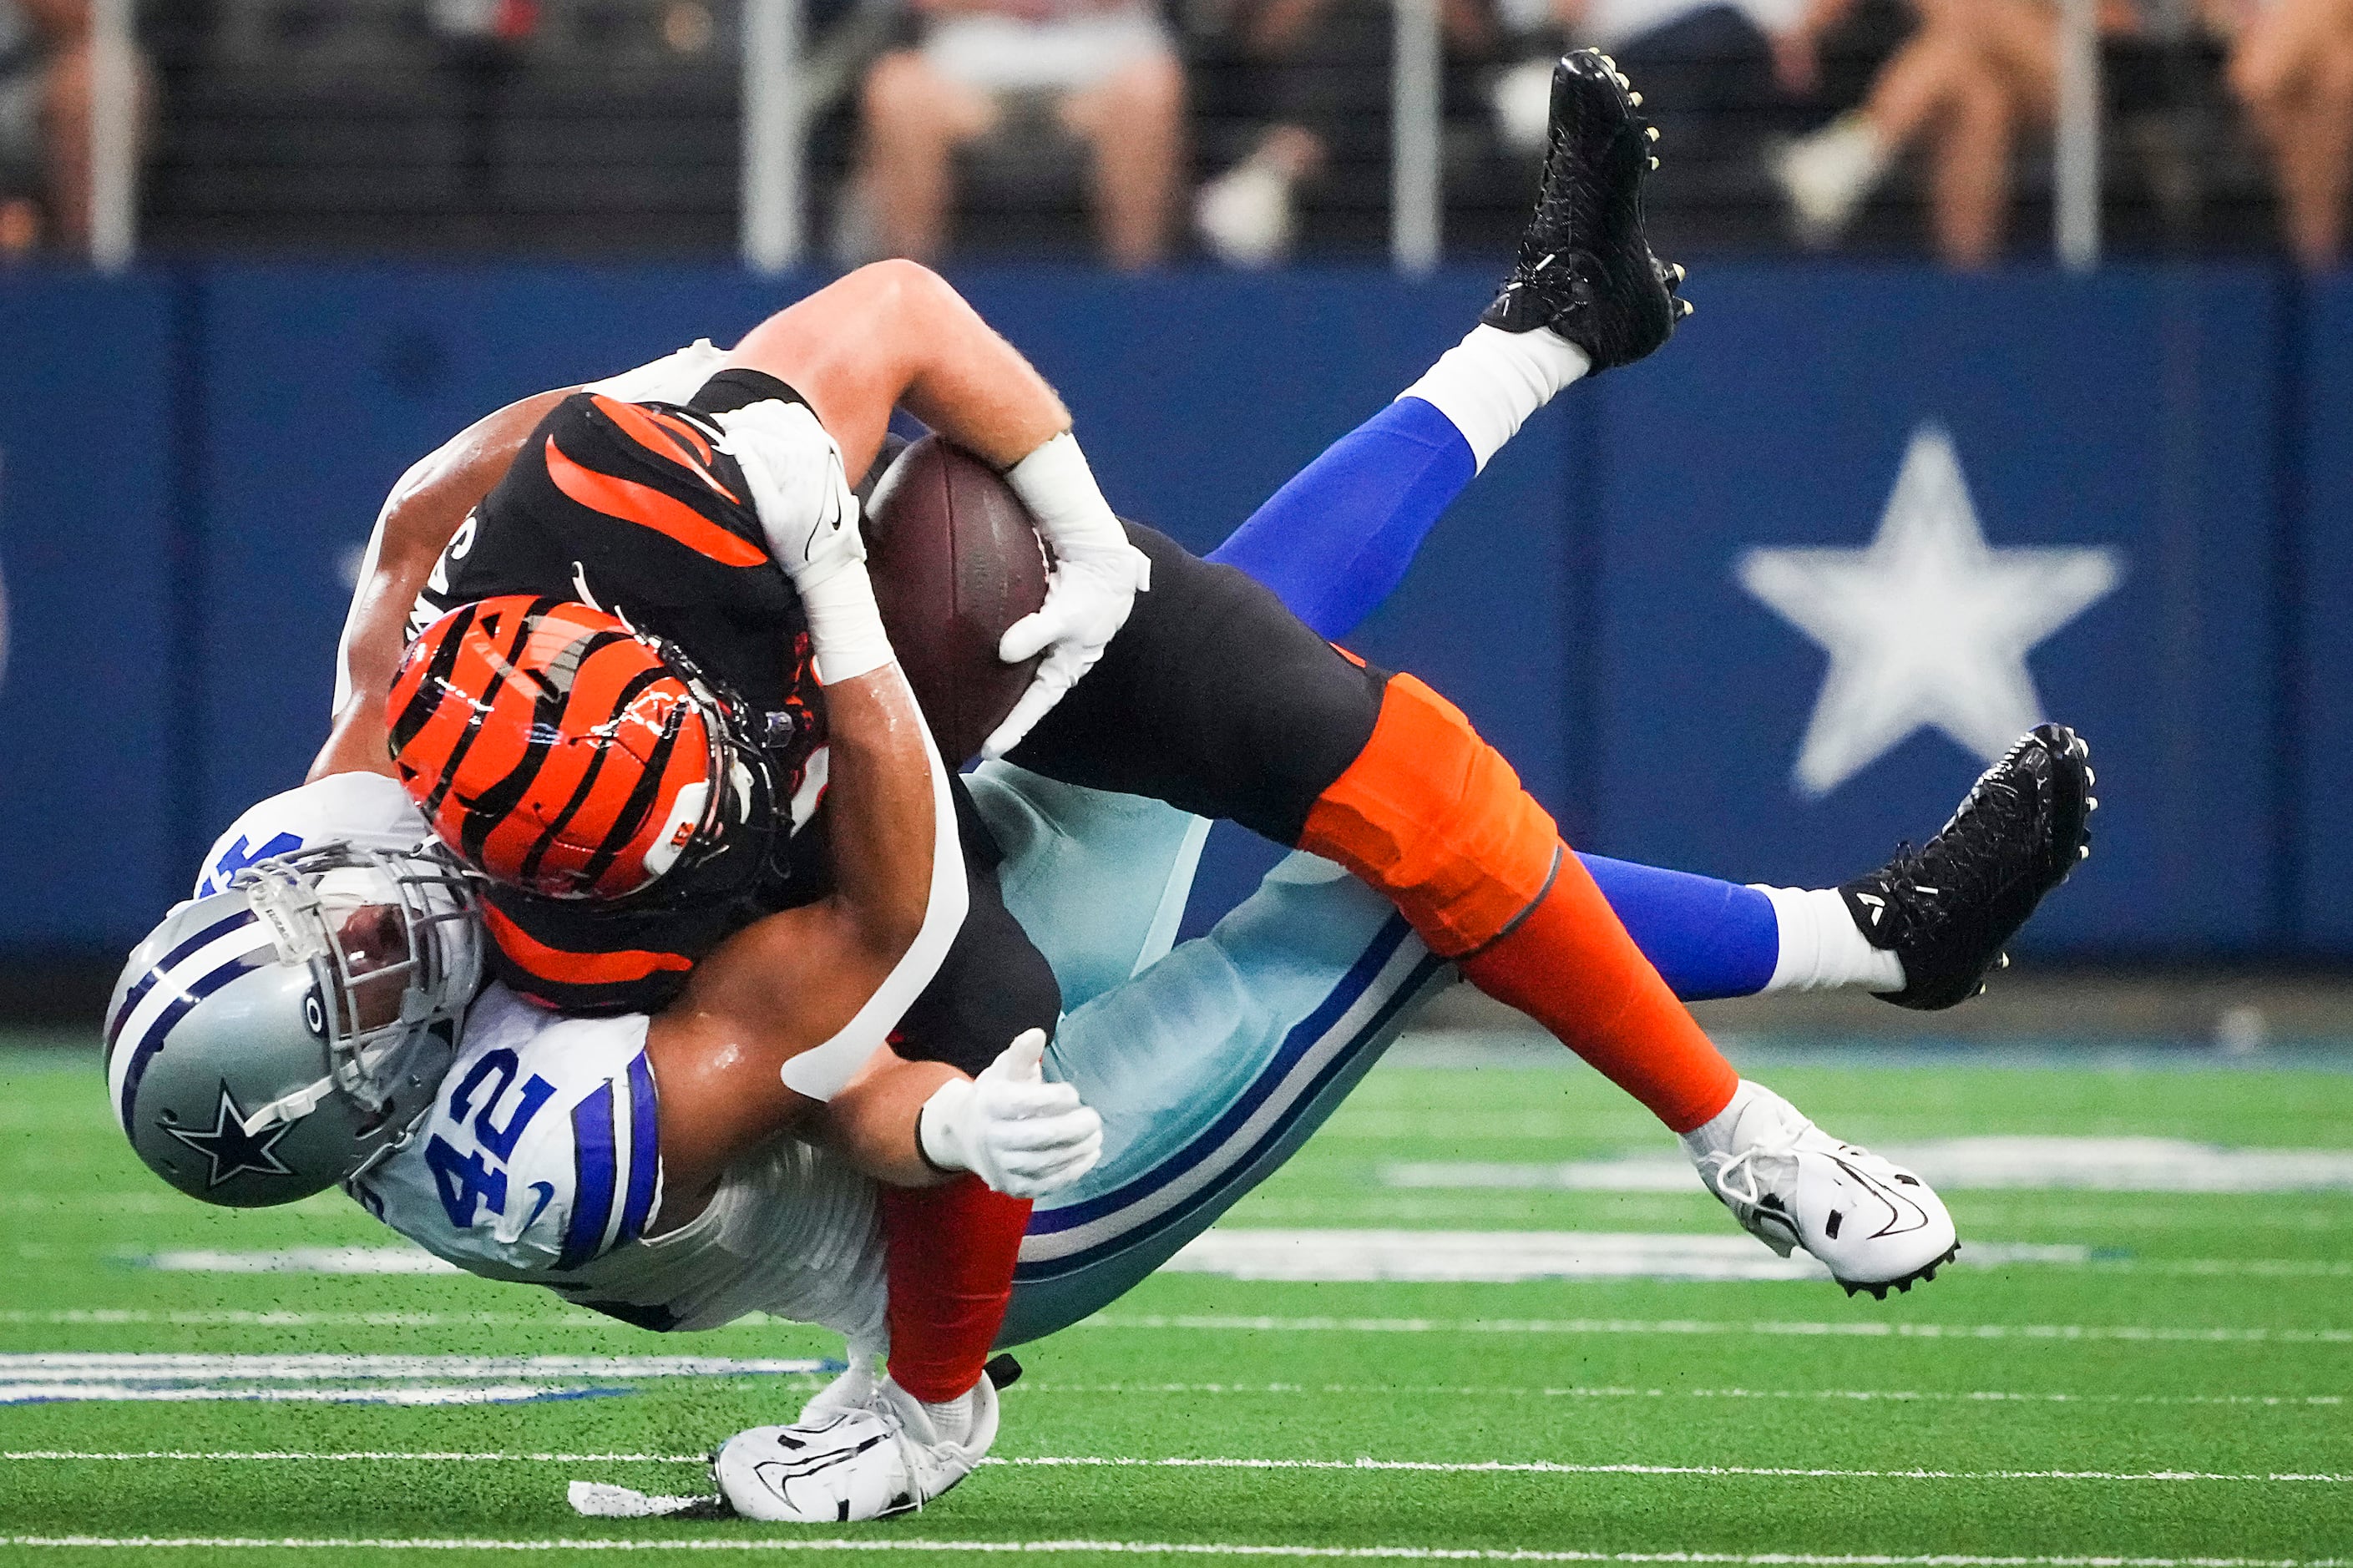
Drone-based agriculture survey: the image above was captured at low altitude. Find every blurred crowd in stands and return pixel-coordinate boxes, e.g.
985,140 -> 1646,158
4,0 -> 2350,269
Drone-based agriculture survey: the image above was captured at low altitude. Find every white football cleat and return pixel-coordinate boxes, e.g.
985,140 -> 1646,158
1683,1080 -> 1958,1297
712,1368 -> 1000,1524
795,1357 -> 880,1424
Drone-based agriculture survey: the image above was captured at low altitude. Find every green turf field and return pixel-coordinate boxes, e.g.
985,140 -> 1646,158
4,1038 -> 2350,1566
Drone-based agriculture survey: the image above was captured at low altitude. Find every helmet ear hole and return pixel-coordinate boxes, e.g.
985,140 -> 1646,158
640,781 -> 712,881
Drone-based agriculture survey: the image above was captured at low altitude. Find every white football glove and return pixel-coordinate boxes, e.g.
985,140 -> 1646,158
918,1029 -> 1103,1199
581,338 -> 726,406
983,433 -> 1152,760
713,398 -> 863,593
983,537 -> 1151,761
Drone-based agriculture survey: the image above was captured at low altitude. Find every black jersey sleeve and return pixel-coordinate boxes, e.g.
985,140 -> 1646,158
438,389 -> 787,613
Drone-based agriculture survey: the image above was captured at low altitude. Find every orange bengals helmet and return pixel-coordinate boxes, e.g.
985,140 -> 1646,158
388,596 -> 775,902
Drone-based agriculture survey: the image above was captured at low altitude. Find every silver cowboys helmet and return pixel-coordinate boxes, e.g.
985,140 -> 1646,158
104,842 -> 483,1207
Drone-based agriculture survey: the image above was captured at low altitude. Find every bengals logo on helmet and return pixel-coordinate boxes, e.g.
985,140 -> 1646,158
389,596 -> 756,902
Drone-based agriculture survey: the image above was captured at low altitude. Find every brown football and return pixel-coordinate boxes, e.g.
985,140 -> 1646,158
863,434 -> 1050,763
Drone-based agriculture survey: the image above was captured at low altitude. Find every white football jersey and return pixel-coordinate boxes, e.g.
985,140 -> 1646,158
194,772 -> 431,898
357,984 -> 890,1345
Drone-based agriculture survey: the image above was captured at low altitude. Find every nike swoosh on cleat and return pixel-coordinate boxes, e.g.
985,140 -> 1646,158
1829,1157 -> 1933,1239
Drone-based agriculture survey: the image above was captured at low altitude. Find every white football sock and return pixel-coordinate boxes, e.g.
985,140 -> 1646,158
920,1388 -> 977,1446
1398,324 -> 1591,473
1753,885 -> 1905,995
1678,1077 -> 1775,1164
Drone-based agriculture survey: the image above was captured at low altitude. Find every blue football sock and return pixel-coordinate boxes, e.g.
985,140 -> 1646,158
1576,855 -> 1780,1000
1206,385 -> 1783,1003
1208,396 -> 1475,641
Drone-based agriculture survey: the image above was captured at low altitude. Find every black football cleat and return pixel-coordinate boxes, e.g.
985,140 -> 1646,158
1480,49 -> 1691,372
1841,724 -> 2097,1012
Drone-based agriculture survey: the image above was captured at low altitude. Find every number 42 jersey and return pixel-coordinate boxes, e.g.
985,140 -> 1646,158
355,982 -> 890,1346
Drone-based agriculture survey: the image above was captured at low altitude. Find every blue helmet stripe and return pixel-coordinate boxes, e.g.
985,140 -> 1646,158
559,1083 -> 619,1271
616,1051 -> 660,1247
106,910 -> 261,1052
1029,916 -> 1418,1236
114,948 -> 272,1136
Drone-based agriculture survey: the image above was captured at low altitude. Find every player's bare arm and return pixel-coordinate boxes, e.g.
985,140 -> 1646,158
642,660 -> 949,1222
721,260 -> 1065,478
312,388 -> 574,783
639,412 -> 1102,1224
643,652 -> 1098,1220
723,260 -> 1152,757
305,277 -> 1060,791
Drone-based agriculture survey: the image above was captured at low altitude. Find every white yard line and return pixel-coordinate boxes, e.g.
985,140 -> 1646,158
104,1238 -> 2353,1285
994,1459 -> 2353,1482
1010,1383 -> 2347,1408
7,1308 -> 2346,1347
1159,1232 -> 2103,1284
0,1355 -> 832,1378
1379,1140 -> 2353,1195
2,1451 -> 701,1463
1078,1315 -> 2353,1343
2,1540 -> 2347,1565
0,1309 -> 600,1328
0,1353 -> 839,1405
3,1452 -> 2345,1484
0,1386 -> 602,1407
137,1248 -> 458,1275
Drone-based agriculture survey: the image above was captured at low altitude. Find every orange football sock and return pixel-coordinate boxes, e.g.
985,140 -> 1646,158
1298,673 -> 1738,1133
879,1176 -> 1032,1404
1458,852 -> 1740,1132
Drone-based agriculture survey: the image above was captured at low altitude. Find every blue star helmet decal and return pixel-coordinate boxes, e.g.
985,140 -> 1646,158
162,1085 -> 299,1189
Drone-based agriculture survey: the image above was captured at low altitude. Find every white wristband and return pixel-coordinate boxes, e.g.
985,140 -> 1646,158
1003,432 -> 1121,549
918,1079 -> 975,1173
799,560 -> 894,685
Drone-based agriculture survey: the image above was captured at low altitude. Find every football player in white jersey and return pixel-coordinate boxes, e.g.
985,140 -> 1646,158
118,55 -> 2095,1527
145,336 -> 2088,1529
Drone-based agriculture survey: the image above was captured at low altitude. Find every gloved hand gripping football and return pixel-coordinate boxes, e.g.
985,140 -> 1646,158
982,432 -> 1152,760
715,398 -> 864,593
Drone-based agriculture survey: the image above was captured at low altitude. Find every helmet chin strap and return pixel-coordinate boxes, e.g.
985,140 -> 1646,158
241,1073 -> 337,1136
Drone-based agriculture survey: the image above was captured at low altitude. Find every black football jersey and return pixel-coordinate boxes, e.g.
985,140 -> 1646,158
413,370 -> 832,1014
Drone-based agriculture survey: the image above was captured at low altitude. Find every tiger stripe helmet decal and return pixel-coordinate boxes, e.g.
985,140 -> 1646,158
389,597 -> 733,902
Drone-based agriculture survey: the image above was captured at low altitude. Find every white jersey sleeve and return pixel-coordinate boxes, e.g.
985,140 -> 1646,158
194,773 -> 430,898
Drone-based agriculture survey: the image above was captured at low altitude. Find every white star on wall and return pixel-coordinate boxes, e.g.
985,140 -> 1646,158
1738,425 -> 2122,799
